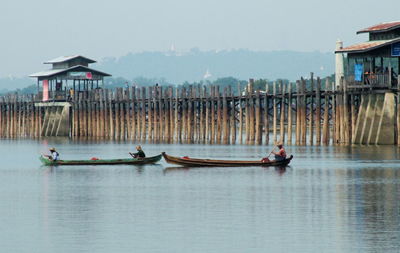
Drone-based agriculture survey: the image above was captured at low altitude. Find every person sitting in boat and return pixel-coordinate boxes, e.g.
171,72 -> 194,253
130,145 -> 146,159
272,143 -> 286,161
44,148 -> 59,161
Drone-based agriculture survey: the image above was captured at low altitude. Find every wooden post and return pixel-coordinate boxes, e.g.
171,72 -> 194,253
187,86 -> 193,143
245,83 -> 250,143
205,86 -> 210,143
216,86 -> 222,144
273,81 -> 277,144
135,88 -> 141,140
114,91 -> 121,140
343,78 -> 350,144
198,86 -> 203,142
153,86 -> 159,142
332,81 -> 338,144
295,81 -> 300,145
181,87 -> 187,142
309,73 -> 314,145
350,93 -> 356,141
315,77 -> 321,145
156,86 -> 161,141
264,84 -> 270,145
148,87 -> 153,141
175,87 -> 181,142
154,86 -> 160,142
210,86 -> 215,143
238,84 -> 243,144
287,83 -> 292,145
120,89 -> 126,140
169,87 -> 175,143
141,87 -> 146,141
230,86 -> 236,144
248,80 -> 255,144
163,87 -> 169,142
255,89 -> 262,144
125,88 -> 131,140
129,88 -> 135,140
322,78 -> 330,145
280,83 -> 286,143
337,79 -> 343,144
301,78 -> 307,145
222,87 -> 229,144
102,90 -> 108,139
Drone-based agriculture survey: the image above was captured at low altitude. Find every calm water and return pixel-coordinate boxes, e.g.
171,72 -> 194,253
0,139 -> 399,253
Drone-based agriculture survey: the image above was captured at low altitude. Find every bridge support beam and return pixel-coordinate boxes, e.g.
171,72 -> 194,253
353,92 -> 395,145
35,102 -> 71,137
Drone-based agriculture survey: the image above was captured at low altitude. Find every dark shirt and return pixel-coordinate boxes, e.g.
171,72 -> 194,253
132,150 -> 146,158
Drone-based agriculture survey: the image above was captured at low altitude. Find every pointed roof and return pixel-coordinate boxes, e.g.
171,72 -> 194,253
335,38 -> 400,53
44,55 -> 96,64
357,21 -> 400,34
29,65 -> 111,78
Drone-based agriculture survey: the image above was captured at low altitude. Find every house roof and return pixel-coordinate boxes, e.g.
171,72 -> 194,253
44,55 -> 96,64
357,21 -> 400,34
335,38 -> 400,53
30,65 -> 111,78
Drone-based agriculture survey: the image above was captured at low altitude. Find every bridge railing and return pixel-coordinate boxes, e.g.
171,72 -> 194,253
346,73 -> 397,89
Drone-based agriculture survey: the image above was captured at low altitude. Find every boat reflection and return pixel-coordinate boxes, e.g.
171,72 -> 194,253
163,165 -> 290,174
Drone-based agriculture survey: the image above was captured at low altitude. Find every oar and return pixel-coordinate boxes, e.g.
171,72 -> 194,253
129,152 -> 136,158
267,147 -> 276,158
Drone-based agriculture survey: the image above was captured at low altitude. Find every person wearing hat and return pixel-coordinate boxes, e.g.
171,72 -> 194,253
45,148 -> 60,161
129,145 -> 146,159
272,142 -> 286,161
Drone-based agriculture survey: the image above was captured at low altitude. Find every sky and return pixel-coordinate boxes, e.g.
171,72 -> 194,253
0,0 -> 399,77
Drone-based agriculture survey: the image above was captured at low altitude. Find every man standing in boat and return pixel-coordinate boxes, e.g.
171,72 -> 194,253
130,145 -> 146,159
272,143 -> 286,161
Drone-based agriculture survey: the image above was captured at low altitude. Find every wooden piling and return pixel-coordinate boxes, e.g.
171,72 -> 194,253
273,82 -> 277,144
280,83 -> 286,143
255,89 -> 262,145
264,84 -> 270,145
287,83 -> 292,145
322,79 -> 330,145
315,77 -> 321,145
238,84 -> 243,144
230,87 -> 236,144
295,81 -> 301,145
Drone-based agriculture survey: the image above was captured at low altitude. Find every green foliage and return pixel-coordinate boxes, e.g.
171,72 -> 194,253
104,76 -> 173,89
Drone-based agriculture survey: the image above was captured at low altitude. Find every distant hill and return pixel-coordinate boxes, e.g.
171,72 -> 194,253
0,49 -> 334,93
98,49 -> 334,83
0,77 -> 36,94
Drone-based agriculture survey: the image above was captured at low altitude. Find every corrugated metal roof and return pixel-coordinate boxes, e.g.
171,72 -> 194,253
44,55 -> 96,64
357,21 -> 400,34
335,38 -> 400,53
30,65 -> 111,77
29,69 -> 66,77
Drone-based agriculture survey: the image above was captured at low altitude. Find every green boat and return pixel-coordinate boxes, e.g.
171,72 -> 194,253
39,154 -> 162,166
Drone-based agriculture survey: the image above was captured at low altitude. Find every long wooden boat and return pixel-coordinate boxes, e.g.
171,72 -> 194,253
39,154 -> 162,166
162,152 -> 293,167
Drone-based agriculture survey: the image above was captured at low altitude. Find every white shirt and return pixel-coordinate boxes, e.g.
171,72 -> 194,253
52,152 -> 59,161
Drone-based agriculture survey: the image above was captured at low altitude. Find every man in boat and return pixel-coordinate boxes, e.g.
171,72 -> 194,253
272,143 -> 286,161
129,145 -> 146,159
44,148 -> 60,161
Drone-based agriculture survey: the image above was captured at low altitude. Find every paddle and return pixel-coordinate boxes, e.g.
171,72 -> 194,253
267,147 -> 276,159
129,152 -> 137,158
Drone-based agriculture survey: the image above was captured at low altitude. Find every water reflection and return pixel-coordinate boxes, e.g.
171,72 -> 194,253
1,139 -> 400,253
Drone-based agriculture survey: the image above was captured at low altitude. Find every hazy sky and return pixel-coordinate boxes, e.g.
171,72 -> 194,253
1,0 -> 399,77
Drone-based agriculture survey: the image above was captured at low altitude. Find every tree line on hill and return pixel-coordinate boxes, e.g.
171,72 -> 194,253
0,73 -> 335,96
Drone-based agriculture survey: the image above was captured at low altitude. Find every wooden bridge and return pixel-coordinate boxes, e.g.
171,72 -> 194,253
0,75 -> 399,145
